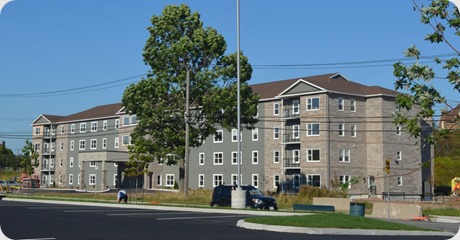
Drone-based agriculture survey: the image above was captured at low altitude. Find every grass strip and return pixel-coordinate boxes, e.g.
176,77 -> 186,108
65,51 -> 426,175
245,213 -> 437,231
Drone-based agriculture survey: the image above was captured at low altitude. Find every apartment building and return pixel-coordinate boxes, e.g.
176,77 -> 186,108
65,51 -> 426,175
439,104 -> 460,130
31,73 -> 431,198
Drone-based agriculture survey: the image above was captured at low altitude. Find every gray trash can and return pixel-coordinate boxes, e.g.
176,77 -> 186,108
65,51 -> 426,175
349,202 -> 365,216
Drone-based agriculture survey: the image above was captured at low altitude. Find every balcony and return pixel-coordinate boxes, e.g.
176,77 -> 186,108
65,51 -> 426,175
283,157 -> 300,168
282,107 -> 300,119
282,134 -> 300,144
41,164 -> 55,172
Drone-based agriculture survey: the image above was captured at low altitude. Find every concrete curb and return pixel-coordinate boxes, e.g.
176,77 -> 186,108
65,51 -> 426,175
237,220 -> 455,236
430,215 -> 460,224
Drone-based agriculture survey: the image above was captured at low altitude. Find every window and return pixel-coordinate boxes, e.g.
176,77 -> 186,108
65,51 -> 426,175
89,174 -> 96,185
252,174 -> 259,188
292,100 -> 300,114
60,126 -> 65,134
231,151 -> 241,165
293,125 -> 300,139
307,97 -> 320,110
213,152 -> 223,165
90,161 -> 96,167
213,174 -> 223,187
102,138 -> 107,149
78,159 -> 81,168
79,140 -> 86,150
273,103 -> 280,115
307,149 -> 320,162
91,122 -> 98,132
122,135 -> 131,146
306,174 -> 321,187
340,175 -> 351,189
293,150 -> 300,163
293,174 -> 300,189
50,158 -> 54,168
338,123 -> 345,136
273,175 -> 280,189
166,174 -> 175,187
351,125 -> 357,137
69,174 -> 73,185
157,175 -> 162,186
339,149 -> 350,162
350,99 -> 356,112
90,139 -> 97,149
60,142 -> 64,151
78,174 -> 81,185
113,174 -> 117,187
338,98 -> 344,111
397,176 -> 403,186
123,116 -> 130,126
307,123 -> 320,136
231,174 -> 242,186
252,151 -> 258,164
396,126 -> 402,135
114,137 -> 119,148
59,158 -> 63,167
252,128 -> 258,141
34,127 -> 41,135
397,151 -> 402,161
273,127 -> 280,139
273,150 -> 280,163
71,124 -> 75,134
198,174 -> 204,188
213,130 -> 223,143
232,129 -> 238,142
80,123 -> 86,133
103,120 -> 108,131
199,153 -> 205,165
115,119 -> 120,129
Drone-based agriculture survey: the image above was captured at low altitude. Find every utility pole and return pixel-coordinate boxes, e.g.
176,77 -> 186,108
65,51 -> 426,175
184,69 -> 190,198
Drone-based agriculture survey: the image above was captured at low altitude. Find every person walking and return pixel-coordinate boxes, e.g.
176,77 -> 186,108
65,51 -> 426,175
117,189 -> 128,203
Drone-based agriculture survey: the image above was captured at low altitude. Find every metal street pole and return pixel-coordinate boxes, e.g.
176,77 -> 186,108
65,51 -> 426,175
184,70 -> 190,198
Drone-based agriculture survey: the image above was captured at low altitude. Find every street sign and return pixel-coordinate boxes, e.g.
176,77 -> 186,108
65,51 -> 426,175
385,160 -> 390,174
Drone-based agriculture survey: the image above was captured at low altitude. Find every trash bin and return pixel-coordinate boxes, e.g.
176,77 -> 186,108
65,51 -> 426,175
349,202 -> 365,216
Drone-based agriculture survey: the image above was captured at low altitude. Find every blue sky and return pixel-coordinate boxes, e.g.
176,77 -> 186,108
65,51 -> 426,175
0,0 -> 458,153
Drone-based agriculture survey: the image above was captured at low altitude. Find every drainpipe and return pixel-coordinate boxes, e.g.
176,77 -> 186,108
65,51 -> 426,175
326,93 -> 331,189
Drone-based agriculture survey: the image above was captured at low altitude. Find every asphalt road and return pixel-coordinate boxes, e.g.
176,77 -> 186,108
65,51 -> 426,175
0,200 -> 453,240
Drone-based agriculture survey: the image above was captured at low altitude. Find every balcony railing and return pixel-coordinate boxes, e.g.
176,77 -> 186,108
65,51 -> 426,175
41,165 -> 55,171
282,134 -> 300,143
283,157 -> 300,168
283,107 -> 300,118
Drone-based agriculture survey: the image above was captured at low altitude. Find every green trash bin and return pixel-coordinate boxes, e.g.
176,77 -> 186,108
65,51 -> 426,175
349,202 -> 365,216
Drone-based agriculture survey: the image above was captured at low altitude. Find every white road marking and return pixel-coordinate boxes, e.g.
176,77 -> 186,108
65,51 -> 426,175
157,215 -> 244,221
107,212 -> 201,216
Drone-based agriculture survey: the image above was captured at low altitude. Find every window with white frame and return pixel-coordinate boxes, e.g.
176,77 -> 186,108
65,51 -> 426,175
252,174 -> 259,188
80,123 -> 86,133
397,176 -> 403,186
213,130 -> 223,143
114,137 -> 119,148
91,122 -> 98,132
338,98 -> 344,111
273,127 -> 280,139
122,116 -> 130,126
307,123 -> 320,136
338,123 -> 345,136
157,175 -> 162,186
252,128 -> 258,141
102,138 -> 107,149
199,153 -> 205,165
293,150 -> 300,163
307,97 -> 320,110
50,158 -> 54,168
306,174 -> 321,187
273,150 -> 280,163
273,103 -> 280,115
213,152 -> 223,165
213,174 -> 223,187
252,151 -> 258,164
351,125 -> 357,137
122,135 -> 131,146
60,126 -> 65,134
396,126 -> 402,135
89,174 -> 96,185
103,120 -> 108,131
339,149 -> 350,162
90,161 -> 96,167
60,142 -> 64,151
130,115 -> 137,125
231,129 -> 238,142
231,151 -> 241,165
69,174 -> 73,185
34,127 -> 40,135
273,175 -> 280,189
166,174 -> 175,187
339,175 -> 351,189
198,174 -> 204,188
397,151 -> 402,161
292,100 -> 300,114
78,174 -> 81,185
293,125 -> 300,139
59,158 -> 63,167
115,119 -> 120,129
350,99 -> 356,112
90,139 -> 97,149
79,140 -> 86,150
307,148 -> 320,162
70,140 -> 74,151
71,124 -> 75,134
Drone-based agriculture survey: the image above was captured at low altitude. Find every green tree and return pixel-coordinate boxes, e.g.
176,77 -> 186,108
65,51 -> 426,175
122,4 -> 259,191
0,144 -> 15,168
20,139 -> 39,175
393,0 -> 459,141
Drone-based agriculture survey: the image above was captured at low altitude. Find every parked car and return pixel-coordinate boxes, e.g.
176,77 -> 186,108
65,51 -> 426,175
5,181 -> 20,188
210,185 -> 278,210
0,180 -> 5,189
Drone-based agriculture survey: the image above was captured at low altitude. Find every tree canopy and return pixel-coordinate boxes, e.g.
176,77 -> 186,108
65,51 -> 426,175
121,4 -> 259,182
393,0 -> 460,142
20,139 -> 39,175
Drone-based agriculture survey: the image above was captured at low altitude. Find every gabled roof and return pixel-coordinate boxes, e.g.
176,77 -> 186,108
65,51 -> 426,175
251,73 -> 399,100
440,104 -> 460,122
32,114 -> 65,125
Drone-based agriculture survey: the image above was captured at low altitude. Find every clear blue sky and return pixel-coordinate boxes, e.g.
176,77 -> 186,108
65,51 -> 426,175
0,0 -> 458,153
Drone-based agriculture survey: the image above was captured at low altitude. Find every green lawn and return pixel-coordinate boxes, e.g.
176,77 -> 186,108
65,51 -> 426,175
245,213 -> 437,231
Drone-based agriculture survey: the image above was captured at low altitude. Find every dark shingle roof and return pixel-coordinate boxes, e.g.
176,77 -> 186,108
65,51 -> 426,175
59,103 -> 123,123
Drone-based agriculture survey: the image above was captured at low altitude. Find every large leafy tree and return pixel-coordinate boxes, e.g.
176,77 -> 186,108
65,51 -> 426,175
393,0 -> 459,141
20,139 -> 39,175
0,144 -> 19,169
122,4 -> 259,190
